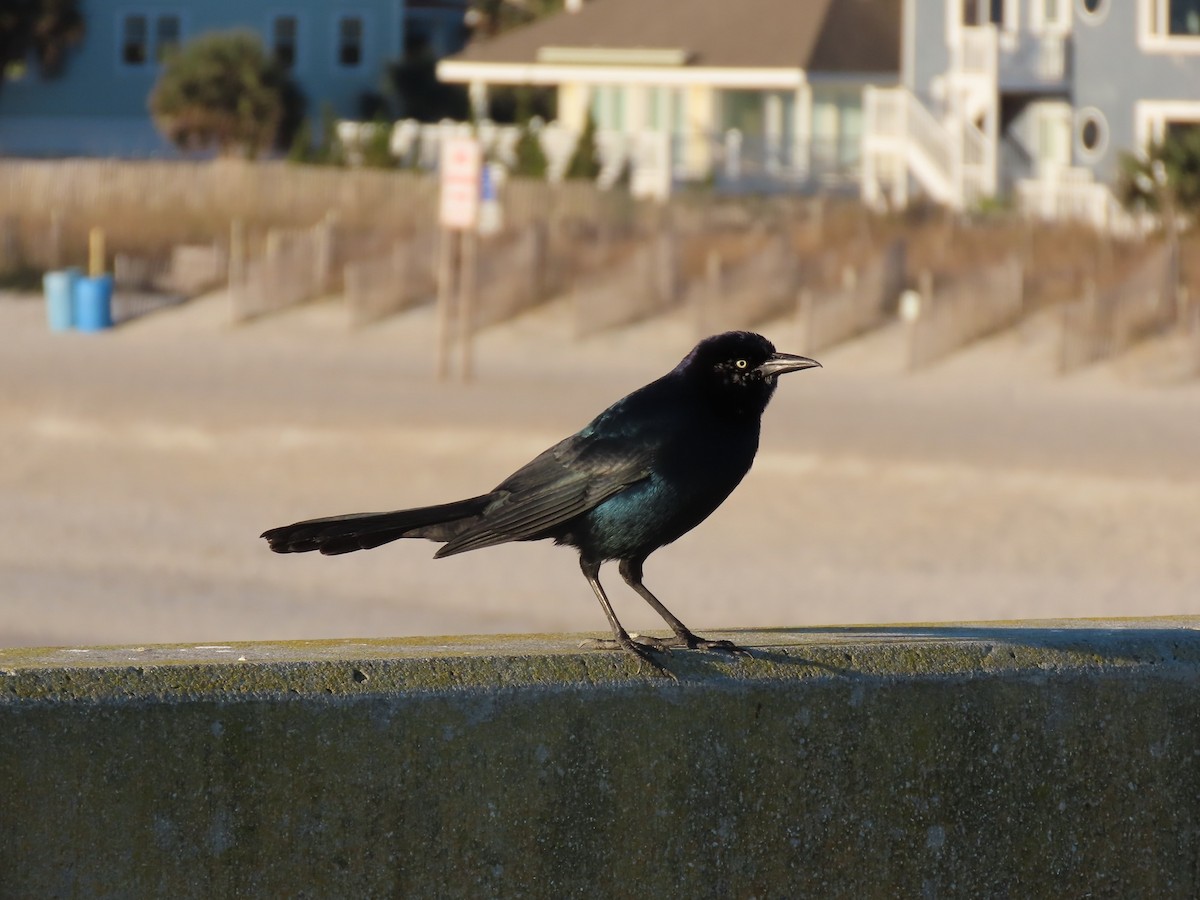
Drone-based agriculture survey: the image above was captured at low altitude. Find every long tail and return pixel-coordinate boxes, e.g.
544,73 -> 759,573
261,494 -> 494,556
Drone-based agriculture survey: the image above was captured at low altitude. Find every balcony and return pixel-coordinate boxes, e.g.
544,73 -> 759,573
957,26 -> 1070,93
997,30 -> 1071,92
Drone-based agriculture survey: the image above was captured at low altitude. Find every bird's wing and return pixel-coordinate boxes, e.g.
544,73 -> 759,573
434,432 -> 653,557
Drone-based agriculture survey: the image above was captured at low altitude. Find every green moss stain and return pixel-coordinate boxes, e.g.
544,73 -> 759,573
3,622 -> 1200,704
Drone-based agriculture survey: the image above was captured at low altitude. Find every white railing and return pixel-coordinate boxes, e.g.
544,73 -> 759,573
866,87 -> 953,177
863,86 -> 965,207
1036,34 -> 1067,82
955,25 -> 998,81
338,118 -> 860,196
863,56 -> 1000,210
1016,169 -> 1145,236
960,118 -> 996,203
903,91 -> 956,180
987,31 -> 1071,87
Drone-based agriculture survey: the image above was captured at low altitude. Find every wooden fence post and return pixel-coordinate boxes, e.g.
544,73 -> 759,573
0,216 -> 17,273
654,225 -> 678,305
436,228 -> 458,382
458,230 -> 479,383
314,211 -> 336,295
907,269 -> 933,371
1012,256 -> 1025,317
797,288 -> 814,356
699,249 -> 721,336
227,219 -> 246,323
88,226 -> 106,277
228,219 -> 246,287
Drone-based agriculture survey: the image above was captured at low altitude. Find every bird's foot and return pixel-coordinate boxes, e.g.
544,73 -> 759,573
578,634 -> 673,654
578,634 -> 676,678
664,632 -> 753,657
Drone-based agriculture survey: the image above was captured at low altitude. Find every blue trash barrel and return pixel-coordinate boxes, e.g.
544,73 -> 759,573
73,274 -> 114,332
43,268 -> 80,331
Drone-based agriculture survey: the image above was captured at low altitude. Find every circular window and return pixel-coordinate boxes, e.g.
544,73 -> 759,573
1078,0 -> 1107,20
1077,109 -> 1108,159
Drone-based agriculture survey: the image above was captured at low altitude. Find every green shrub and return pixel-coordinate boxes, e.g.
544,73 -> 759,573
149,30 -> 292,158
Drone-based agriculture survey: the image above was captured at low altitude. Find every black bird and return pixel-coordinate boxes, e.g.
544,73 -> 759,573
262,331 -> 820,671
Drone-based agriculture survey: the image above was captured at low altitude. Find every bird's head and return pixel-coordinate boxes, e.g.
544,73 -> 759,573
680,331 -> 821,417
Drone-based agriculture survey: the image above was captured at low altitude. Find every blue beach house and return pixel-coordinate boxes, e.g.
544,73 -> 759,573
0,0 -> 469,157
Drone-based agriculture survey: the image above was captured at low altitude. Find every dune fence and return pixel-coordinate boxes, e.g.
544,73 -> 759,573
694,231 -> 801,335
344,232 -> 438,326
572,229 -> 681,336
114,243 -> 228,294
229,217 -> 337,322
469,223 -> 557,332
1057,243 -> 1180,374
796,240 -> 906,355
906,257 -> 1025,370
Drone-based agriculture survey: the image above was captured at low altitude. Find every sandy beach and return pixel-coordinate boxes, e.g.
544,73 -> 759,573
2,289 -> 1198,649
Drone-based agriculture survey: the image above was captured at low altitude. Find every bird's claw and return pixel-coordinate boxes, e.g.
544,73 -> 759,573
658,633 -> 752,656
578,635 -> 677,679
689,638 -> 753,657
578,632 -> 750,677
578,635 -> 673,655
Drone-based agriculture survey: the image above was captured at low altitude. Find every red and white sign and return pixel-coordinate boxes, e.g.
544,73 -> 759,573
439,137 -> 482,230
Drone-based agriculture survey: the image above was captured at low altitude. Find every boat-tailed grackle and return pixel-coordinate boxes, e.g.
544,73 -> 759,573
262,331 -> 820,673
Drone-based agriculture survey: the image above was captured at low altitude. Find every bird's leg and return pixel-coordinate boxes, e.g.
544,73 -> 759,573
618,558 -> 749,655
577,557 -> 674,676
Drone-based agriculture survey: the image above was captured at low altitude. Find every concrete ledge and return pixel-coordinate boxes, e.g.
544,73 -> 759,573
3,619 -> 1200,896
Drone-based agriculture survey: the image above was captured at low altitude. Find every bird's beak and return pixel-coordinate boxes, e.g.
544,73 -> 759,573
756,352 -> 822,378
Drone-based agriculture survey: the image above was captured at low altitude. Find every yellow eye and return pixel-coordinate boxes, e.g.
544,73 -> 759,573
735,359 -> 748,369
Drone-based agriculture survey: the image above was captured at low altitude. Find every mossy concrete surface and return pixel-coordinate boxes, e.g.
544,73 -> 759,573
2,619 -> 1200,897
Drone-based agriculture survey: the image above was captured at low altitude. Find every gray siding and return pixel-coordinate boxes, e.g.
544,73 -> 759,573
907,0 -> 952,109
1072,2 -> 1200,183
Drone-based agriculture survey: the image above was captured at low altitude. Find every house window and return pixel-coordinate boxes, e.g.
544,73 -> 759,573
1167,120 -> 1200,140
338,16 -> 364,68
647,87 -> 664,130
273,16 -> 298,69
590,85 -> 626,130
723,90 -> 764,136
1040,0 -> 1069,27
1033,102 -> 1072,173
121,12 -> 182,67
122,15 -> 148,65
1166,0 -> 1200,34
1136,101 -> 1200,148
155,15 -> 180,62
961,0 -> 1006,25
647,87 -> 683,133
1077,108 -> 1108,158
1171,0 -> 1200,33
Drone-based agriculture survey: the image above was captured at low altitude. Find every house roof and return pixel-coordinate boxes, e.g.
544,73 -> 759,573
447,0 -> 901,73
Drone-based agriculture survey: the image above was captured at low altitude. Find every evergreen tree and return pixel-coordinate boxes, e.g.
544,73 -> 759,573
0,0 -> 84,89
362,119 -> 396,169
511,89 -> 548,178
1118,128 -> 1200,219
565,110 -> 601,181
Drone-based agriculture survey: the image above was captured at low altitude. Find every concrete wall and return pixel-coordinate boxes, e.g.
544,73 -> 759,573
3,621 -> 1200,897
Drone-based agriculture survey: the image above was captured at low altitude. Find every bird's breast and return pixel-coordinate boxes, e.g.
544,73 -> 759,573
579,423 -> 759,560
